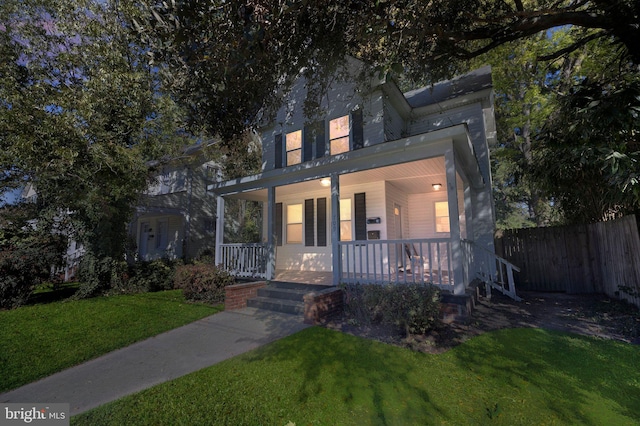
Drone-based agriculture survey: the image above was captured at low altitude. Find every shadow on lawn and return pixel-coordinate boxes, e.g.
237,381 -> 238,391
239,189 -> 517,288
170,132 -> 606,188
448,328 -> 640,423
27,282 -> 80,305
244,327 -> 451,424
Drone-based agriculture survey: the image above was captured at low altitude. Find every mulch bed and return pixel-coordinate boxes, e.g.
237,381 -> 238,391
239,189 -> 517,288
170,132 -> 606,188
322,291 -> 640,354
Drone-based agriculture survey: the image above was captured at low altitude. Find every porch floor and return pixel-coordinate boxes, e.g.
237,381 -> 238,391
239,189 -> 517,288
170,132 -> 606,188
273,269 -> 451,287
274,270 -> 333,286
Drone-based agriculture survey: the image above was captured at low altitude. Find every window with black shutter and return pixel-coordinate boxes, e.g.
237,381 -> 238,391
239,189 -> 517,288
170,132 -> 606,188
303,126 -> 314,163
315,122 -> 326,159
274,134 -> 283,169
354,192 -> 367,240
352,109 -> 364,150
317,197 -> 327,246
305,199 -> 314,246
275,202 -> 283,246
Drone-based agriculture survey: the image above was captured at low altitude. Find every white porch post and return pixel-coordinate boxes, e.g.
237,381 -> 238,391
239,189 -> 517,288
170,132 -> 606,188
330,173 -> 341,286
214,195 -> 225,266
266,186 -> 276,280
464,183 -> 474,240
445,148 -> 465,294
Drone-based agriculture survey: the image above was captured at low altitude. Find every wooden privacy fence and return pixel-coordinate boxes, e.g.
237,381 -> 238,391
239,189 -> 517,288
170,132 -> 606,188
495,215 -> 640,308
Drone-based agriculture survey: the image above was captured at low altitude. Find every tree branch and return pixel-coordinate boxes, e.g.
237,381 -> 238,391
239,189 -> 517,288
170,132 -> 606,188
537,31 -> 609,61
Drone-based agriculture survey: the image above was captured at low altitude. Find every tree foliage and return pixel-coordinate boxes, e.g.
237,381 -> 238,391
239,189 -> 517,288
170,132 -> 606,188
130,0 -> 639,142
532,74 -> 640,223
0,0 -> 187,260
0,204 -> 67,308
128,0 -> 639,225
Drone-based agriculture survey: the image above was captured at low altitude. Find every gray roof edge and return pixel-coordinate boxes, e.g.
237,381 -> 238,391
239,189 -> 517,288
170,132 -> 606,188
403,66 -> 493,109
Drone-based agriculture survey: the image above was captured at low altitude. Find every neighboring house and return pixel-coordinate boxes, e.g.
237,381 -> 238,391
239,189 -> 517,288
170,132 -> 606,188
131,144 -> 218,261
20,183 -> 84,282
210,61 -> 517,297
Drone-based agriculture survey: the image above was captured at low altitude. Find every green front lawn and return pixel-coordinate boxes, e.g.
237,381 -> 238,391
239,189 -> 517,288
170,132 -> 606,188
0,290 -> 221,392
74,327 -> 640,425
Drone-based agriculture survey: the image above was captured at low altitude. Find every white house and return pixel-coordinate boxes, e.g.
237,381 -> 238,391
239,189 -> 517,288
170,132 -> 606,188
210,62 -> 517,297
131,143 -> 218,261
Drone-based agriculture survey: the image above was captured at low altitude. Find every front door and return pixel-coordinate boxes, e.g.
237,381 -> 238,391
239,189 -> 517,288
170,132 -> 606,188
394,204 -> 405,269
139,221 -> 150,260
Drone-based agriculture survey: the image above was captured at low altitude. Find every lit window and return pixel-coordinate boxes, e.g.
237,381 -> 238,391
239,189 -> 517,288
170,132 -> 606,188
435,201 -> 450,233
340,198 -> 352,241
329,115 -> 350,155
286,130 -> 302,166
287,204 -> 303,244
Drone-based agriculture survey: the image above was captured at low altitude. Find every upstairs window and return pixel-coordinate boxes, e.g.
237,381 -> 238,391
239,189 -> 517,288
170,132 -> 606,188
286,130 -> 302,166
329,115 -> 350,155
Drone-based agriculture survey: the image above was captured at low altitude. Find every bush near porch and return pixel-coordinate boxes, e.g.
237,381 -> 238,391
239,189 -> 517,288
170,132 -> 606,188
174,263 -> 235,304
341,283 -> 441,335
75,256 -> 180,299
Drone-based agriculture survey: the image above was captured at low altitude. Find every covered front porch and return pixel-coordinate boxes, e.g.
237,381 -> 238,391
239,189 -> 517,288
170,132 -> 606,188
212,125 -> 493,296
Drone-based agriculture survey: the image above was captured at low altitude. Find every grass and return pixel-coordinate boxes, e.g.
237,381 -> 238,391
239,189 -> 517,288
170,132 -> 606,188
0,290 -> 221,392
73,327 -> 640,425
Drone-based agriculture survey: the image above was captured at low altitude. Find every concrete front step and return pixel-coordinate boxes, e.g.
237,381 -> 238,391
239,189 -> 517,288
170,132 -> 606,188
257,286 -> 308,302
268,281 -> 332,291
246,282 -> 334,315
247,296 -> 304,315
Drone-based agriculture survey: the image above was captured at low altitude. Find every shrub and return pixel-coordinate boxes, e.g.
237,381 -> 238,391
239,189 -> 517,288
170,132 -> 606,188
174,264 -> 235,304
75,254 -> 128,299
383,283 -> 441,335
342,283 -> 441,335
122,258 -> 179,293
0,206 -> 66,309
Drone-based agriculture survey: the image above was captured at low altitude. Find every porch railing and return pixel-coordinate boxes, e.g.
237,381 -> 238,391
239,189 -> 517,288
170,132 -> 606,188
461,239 -> 521,301
339,238 -> 454,289
219,243 -> 267,279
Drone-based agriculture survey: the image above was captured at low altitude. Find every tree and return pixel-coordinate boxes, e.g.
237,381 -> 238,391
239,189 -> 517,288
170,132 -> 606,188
130,0 -> 639,142
532,72 -> 640,223
0,0 -> 187,265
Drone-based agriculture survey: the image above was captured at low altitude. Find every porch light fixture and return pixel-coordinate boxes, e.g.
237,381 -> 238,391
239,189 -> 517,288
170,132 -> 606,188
320,178 -> 331,187
432,183 -> 442,191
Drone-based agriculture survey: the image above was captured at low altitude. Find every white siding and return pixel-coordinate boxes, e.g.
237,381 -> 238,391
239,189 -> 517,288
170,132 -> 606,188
408,103 -> 490,181
383,97 -> 404,141
407,191 -> 450,239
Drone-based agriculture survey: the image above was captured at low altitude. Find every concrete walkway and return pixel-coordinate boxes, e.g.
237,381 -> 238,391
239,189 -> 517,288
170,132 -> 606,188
0,308 -> 309,416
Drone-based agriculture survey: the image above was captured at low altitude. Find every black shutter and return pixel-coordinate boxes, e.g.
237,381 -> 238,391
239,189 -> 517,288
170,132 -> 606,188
317,197 -> 327,246
303,125 -> 313,162
275,202 -> 283,246
304,199 -> 314,246
352,109 -> 364,150
315,121 -> 326,159
275,134 -> 283,169
354,192 -> 367,240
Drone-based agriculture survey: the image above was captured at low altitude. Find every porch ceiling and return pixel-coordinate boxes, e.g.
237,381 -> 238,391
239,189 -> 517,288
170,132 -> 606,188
227,157 -> 446,201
